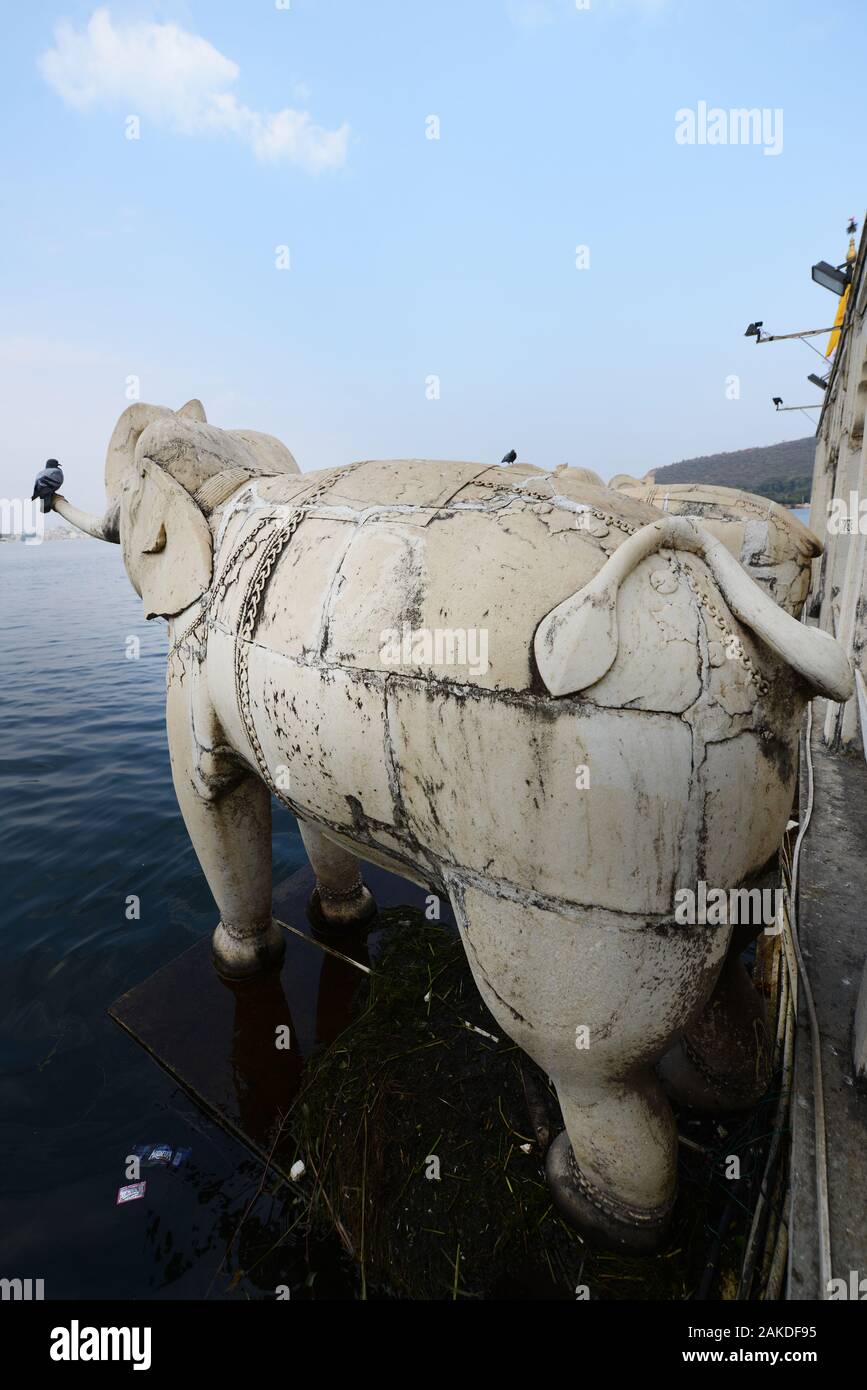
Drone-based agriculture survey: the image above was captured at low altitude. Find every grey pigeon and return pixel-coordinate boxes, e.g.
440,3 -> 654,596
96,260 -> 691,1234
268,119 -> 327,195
32,459 -> 64,513
501,449 -> 517,464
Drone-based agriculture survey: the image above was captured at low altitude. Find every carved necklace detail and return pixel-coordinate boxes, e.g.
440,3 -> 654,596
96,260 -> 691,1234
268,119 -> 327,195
233,465 -> 361,797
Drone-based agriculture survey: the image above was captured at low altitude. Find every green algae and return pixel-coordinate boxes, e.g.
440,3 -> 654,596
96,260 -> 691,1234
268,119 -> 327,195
278,908 -> 782,1301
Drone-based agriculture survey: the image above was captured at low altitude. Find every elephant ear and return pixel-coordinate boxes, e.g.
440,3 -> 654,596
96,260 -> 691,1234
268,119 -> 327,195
121,458 -> 213,620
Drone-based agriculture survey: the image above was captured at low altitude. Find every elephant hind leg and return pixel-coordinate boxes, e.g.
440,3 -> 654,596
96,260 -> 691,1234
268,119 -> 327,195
657,948 -> 772,1112
448,880 -> 729,1253
297,820 -> 377,932
544,1084 -> 676,1254
167,683 -> 284,978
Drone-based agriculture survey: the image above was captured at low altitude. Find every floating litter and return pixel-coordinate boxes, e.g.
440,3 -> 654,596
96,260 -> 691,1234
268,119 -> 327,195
289,1160 -> 306,1181
131,1143 -> 172,1166
131,1143 -> 191,1168
463,1021 -> 500,1043
116,1181 -> 147,1205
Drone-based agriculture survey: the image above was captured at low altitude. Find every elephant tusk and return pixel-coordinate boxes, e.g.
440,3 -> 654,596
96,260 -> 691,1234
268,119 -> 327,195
141,521 -> 167,554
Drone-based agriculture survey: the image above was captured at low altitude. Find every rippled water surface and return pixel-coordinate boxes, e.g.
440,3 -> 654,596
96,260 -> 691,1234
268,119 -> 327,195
0,539 -> 308,1298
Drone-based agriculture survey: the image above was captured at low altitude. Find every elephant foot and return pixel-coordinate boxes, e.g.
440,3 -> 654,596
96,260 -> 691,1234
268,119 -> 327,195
657,955 -> 771,1113
211,918 -> 286,979
297,821 -> 378,935
545,1131 -> 674,1255
448,883 -> 695,1258
307,880 -> 377,935
657,1028 -> 771,1113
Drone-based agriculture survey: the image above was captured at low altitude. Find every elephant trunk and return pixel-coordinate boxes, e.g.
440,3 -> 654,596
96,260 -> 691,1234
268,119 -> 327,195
49,401 -> 211,550
52,494 -> 120,543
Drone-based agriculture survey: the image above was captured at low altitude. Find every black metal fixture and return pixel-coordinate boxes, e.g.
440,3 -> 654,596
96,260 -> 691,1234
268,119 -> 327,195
772,397 -> 820,415
744,321 -> 836,345
807,373 -> 829,390
811,260 -> 852,296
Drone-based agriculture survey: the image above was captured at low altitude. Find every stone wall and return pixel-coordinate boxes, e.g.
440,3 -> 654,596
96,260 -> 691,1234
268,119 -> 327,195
809,229 -> 867,749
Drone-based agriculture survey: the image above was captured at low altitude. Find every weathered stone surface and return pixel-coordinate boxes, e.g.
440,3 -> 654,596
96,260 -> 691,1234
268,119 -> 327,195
56,403 -> 854,1254
606,479 -> 821,616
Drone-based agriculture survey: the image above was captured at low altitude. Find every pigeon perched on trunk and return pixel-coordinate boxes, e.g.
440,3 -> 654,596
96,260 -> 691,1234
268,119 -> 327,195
501,449 -> 517,464
32,459 -> 64,513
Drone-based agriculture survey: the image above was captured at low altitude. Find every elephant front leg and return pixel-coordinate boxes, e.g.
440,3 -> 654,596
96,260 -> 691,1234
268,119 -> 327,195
448,881 -> 729,1253
166,682 -> 284,979
297,820 -> 377,932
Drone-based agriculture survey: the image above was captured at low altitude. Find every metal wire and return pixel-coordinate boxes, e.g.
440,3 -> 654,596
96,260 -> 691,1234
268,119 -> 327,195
736,920 -> 795,1300
737,682 -> 834,1301
785,699 -> 834,1297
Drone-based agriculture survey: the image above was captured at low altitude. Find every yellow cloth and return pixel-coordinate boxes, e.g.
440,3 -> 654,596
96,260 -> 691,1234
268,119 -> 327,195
826,285 -> 849,357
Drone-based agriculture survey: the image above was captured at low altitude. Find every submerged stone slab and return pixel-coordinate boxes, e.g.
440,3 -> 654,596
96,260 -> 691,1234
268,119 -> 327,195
108,862 -> 456,1179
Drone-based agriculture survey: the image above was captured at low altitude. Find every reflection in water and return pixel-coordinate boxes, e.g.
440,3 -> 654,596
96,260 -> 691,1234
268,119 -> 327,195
220,931 -> 372,1154
221,969 -> 302,1149
314,941 -> 372,1050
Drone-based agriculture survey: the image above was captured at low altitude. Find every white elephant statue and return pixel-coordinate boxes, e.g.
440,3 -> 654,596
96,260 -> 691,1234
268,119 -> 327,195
53,404 -> 853,1253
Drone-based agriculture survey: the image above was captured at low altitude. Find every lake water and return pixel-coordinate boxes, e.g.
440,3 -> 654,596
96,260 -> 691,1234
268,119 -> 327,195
0,539 -> 314,1299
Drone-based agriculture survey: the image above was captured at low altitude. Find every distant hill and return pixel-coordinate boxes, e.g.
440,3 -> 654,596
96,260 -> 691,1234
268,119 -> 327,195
652,437 -> 814,505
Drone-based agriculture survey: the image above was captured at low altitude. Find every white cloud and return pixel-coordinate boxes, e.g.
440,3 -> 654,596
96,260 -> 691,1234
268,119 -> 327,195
506,0 -> 555,28
39,8 -> 349,173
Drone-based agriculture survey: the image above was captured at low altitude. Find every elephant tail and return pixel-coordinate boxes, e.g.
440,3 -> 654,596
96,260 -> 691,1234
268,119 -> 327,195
533,515 -> 853,703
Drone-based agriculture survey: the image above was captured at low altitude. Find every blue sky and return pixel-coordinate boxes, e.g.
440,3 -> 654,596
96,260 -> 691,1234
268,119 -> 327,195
2,0 -> 865,513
